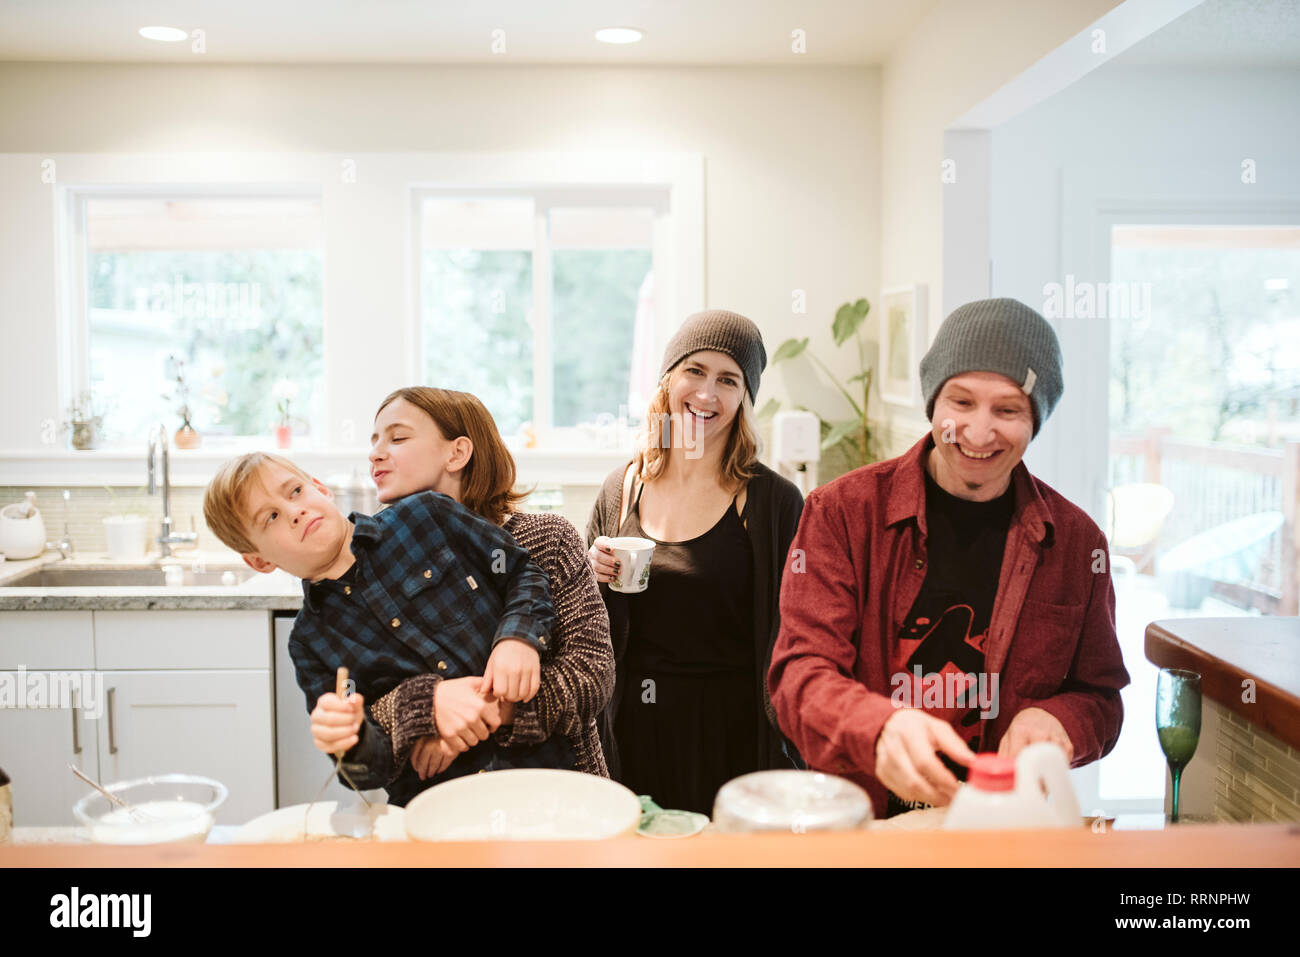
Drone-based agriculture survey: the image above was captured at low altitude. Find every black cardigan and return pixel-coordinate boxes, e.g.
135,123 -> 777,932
585,460 -> 806,781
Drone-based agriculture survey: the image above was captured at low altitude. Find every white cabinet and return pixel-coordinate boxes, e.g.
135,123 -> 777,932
97,670 -> 273,824
0,611 -> 94,670
0,609 -> 275,827
0,678 -> 99,828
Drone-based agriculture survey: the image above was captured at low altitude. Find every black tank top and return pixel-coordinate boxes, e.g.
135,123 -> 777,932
619,480 -> 754,675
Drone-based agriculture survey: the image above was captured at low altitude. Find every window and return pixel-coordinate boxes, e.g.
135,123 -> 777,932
1099,224 -> 1300,808
79,194 -> 324,445
418,190 -> 661,442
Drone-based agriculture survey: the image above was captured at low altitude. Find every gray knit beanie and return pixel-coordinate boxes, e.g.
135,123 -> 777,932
659,309 -> 767,403
919,297 -> 1063,437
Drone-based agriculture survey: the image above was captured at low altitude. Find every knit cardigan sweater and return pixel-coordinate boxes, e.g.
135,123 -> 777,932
372,511 -> 615,777
585,460 -> 806,780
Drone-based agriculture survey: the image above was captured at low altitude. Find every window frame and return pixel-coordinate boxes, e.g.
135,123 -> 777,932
65,184 -> 326,450
30,151 -> 701,477
411,185 -> 673,447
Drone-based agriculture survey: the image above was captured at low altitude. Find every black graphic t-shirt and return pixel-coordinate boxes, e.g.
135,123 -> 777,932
884,463 -> 1015,817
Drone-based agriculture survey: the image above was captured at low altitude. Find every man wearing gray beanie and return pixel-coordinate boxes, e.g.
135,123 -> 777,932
770,297 -> 1129,820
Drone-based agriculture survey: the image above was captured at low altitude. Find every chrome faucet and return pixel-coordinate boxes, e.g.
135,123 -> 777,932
148,423 -> 198,558
45,489 -> 75,560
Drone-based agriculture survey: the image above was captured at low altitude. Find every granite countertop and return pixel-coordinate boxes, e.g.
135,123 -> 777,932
0,550 -> 303,611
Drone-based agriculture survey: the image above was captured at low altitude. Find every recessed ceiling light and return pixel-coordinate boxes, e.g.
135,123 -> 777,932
595,27 -> 643,45
139,26 -> 187,43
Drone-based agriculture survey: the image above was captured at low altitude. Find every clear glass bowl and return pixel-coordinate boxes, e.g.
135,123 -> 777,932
73,774 -> 227,844
712,770 -> 873,833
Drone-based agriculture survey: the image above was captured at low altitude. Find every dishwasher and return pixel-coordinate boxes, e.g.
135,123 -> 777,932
273,611 -> 359,808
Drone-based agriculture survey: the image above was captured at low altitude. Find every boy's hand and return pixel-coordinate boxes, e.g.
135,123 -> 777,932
435,676 -> 503,752
411,735 -> 459,779
479,638 -> 541,702
310,690 -> 365,755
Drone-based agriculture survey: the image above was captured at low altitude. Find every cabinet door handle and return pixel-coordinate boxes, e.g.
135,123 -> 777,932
107,687 -> 118,755
71,689 -> 82,755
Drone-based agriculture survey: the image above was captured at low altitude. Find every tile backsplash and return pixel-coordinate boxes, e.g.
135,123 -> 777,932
0,483 -> 601,557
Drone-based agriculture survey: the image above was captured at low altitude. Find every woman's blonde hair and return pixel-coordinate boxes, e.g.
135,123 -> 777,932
375,387 -> 529,525
632,366 -> 760,489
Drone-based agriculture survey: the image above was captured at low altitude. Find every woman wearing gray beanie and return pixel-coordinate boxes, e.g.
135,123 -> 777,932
585,309 -> 806,813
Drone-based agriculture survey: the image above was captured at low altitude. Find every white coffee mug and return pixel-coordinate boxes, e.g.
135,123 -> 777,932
608,536 -> 655,593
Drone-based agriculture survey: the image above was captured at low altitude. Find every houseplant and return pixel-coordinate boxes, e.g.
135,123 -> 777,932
272,379 -> 299,449
164,354 -> 201,449
63,392 -> 104,451
764,297 -> 880,478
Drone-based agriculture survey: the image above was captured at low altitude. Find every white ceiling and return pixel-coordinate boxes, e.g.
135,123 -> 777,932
1120,0 -> 1300,66
0,0 -> 939,65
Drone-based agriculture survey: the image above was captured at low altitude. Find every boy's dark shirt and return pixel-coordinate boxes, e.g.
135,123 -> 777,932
287,490 -> 572,805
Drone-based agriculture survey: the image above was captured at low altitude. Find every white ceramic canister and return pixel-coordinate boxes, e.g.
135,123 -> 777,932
0,493 -> 46,560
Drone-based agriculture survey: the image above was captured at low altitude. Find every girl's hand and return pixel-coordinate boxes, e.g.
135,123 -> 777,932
310,690 -> 365,755
588,536 -> 620,584
411,735 -> 459,779
479,638 -> 541,702
434,676 -> 502,751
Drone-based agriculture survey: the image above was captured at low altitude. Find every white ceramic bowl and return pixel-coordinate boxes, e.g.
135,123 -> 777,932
73,773 -> 227,844
404,769 -> 641,841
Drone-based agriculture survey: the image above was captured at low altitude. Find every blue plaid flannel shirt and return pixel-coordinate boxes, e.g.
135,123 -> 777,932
287,490 -> 573,805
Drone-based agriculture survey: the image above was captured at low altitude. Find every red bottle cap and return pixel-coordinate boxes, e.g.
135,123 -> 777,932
968,754 -> 1016,792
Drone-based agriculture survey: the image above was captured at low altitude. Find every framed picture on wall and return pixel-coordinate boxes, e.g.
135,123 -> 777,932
879,284 -> 927,407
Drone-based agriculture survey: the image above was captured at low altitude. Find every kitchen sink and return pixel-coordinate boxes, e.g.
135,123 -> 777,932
0,564 -> 259,588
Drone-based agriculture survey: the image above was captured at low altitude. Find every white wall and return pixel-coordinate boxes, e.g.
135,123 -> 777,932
879,0 -> 1123,455
0,62 -> 880,464
990,65 -> 1300,516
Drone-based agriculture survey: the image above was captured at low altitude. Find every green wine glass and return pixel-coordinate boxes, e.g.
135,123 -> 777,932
1155,668 -> 1202,824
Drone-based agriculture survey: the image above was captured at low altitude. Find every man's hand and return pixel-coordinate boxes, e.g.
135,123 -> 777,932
411,735 -> 459,779
479,638 -> 541,702
875,709 -> 977,807
310,690 -> 365,755
434,676 -> 503,752
998,707 -> 1074,762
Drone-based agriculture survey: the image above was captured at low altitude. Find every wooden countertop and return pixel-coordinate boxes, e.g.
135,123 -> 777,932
1145,617 -> 1300,750
3,823 -> 1298,867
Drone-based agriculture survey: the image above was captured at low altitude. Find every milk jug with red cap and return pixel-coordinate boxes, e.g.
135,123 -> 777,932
943,742 -> 1081,829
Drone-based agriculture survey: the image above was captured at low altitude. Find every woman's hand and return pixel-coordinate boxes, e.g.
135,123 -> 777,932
588,536 -> 620,584
411,735 -> 459,779
874,708 -> 976,808
310,690 -> 365,755
434,676 -> 502,752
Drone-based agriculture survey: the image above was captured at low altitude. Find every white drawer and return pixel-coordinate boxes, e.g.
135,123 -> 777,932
0,611 -> 95,670
93,610 -> 271,670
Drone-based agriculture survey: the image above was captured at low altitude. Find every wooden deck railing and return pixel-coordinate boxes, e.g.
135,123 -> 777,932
1109,428 -> 1300,615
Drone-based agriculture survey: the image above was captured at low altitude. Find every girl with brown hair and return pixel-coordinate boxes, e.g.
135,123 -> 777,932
361,386 -> 614,779
587,310 -> 806,814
